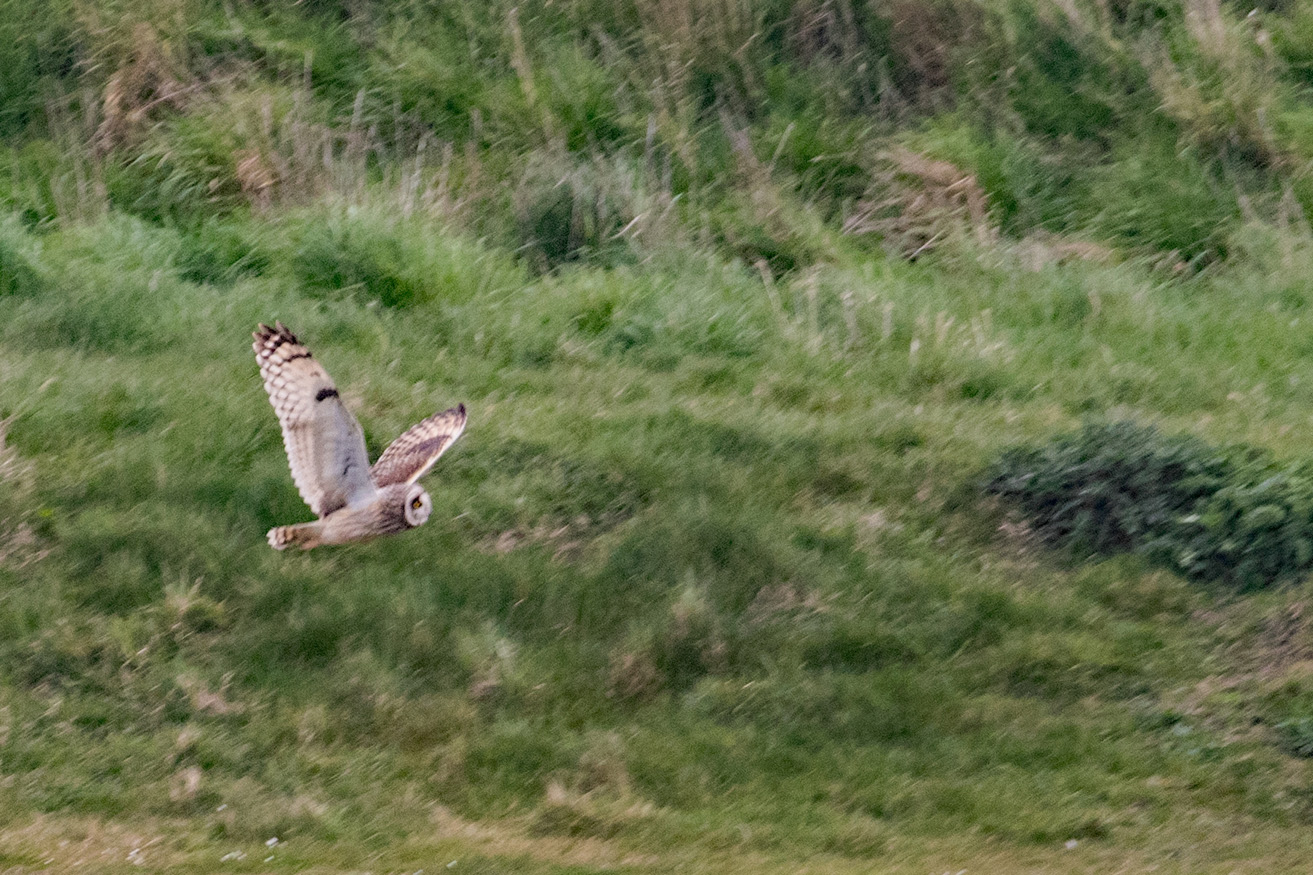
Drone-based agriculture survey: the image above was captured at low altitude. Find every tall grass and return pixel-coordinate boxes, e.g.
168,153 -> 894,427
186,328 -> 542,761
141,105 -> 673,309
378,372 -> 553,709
1,196 -> 1313,867
7,1 -> 1313,871
5,0 -> 1313,269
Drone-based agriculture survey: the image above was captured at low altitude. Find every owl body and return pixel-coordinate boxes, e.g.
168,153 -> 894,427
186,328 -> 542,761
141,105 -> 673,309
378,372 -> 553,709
268,482 -> 431,550
253,322 -> 465,550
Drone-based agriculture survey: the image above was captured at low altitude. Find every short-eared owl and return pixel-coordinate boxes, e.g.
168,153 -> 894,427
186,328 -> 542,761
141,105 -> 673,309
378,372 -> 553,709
254,322 -> 466,550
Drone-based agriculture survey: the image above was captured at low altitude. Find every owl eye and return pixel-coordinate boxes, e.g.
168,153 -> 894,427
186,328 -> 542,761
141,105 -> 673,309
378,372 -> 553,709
411,497 -> 422,510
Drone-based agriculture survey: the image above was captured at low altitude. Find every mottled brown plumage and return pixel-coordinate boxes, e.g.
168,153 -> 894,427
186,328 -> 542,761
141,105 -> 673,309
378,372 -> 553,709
253,322 -> 467,550
371,406 -> 468,487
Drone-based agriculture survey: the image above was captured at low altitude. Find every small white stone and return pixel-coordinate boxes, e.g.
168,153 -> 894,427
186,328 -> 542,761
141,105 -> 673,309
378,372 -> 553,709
1065,839 -> 1079,850
266,837 -> 279,847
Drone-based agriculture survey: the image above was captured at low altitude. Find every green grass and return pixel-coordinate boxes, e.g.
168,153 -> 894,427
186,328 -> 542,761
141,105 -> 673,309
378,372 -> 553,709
3,204 -> 1313,871
8,0 -> 1313,269
7,0 -> 1313,870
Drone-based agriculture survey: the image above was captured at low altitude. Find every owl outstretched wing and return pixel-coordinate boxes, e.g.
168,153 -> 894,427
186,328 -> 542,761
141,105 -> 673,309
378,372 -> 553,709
371,404 -> 467,487
253,322 -> 375,517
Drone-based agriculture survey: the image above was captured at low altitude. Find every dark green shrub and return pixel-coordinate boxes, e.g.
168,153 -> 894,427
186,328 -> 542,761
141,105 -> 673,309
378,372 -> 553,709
983,421 -> 1313,588
1153,465 -> 1313,587
984,421 -> 1232,556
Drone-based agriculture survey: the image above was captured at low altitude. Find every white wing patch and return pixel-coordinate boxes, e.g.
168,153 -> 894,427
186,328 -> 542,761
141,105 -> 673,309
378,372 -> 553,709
254,322 -> 376,517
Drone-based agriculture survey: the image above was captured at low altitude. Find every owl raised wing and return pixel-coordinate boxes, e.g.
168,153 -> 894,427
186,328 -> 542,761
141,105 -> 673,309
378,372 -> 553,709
371,405 -> 467,487
254,321 -> 375,517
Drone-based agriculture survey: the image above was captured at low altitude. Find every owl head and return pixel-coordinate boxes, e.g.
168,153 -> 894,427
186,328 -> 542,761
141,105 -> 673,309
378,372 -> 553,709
401,482 -> 433,527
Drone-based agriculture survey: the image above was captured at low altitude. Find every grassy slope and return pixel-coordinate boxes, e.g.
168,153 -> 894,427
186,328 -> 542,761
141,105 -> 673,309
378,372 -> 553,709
4,209 -> 1313,872
6,0 -> 1313,871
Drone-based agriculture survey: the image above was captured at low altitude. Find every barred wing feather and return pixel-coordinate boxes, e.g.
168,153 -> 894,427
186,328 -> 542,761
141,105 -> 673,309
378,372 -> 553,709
253,322 -> 375,517
371,404 -> 467,487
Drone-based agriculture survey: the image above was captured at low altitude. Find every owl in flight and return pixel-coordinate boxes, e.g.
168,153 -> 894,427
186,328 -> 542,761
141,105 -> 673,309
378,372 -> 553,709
253,322 -> 466,550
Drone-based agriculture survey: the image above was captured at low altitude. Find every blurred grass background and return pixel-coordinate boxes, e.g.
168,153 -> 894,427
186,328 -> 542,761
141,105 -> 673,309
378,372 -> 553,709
7,0 -> 1313,870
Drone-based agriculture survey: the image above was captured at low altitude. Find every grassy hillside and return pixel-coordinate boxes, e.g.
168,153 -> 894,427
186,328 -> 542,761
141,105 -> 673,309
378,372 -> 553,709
6,1 -> 1313,872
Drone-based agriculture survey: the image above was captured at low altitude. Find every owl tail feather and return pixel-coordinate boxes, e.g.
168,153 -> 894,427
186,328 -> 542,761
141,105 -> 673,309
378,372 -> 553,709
268,521 -> 323,551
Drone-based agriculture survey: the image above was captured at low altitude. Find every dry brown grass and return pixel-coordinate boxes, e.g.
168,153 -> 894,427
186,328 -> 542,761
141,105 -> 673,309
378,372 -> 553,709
0,418 -> 47,570
884,0 -> 984,110
633,0 -> 762,78
843,148 -> 994,257
1013,232 -> 1119,271
1148,0 -> 1288,167
9,809 -> 1313,874
606,646 -> 664,701
156,81 -> 494,222
86,18 -> 191,152
785,0 -> 863,64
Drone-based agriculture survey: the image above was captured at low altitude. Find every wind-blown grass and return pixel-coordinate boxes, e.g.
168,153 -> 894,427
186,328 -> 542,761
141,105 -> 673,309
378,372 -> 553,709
2,205 -> 1313,871
6,0 -> 1313,870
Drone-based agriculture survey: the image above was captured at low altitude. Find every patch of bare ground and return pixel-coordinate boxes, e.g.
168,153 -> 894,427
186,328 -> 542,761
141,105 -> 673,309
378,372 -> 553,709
479,512 -> 631,562
1165,600 -> 1313,746
1183,599 -> 1313,690
0,418 -> 48,570
1246,601 -> 1313,677
481,522 -> 584,559
8,810 -> 1313,874
0,815 -> 186,872
432,802 -> 660,869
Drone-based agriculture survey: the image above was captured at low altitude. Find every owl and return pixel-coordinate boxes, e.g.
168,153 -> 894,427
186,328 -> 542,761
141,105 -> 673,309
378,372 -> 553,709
253,321 -> 467,550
